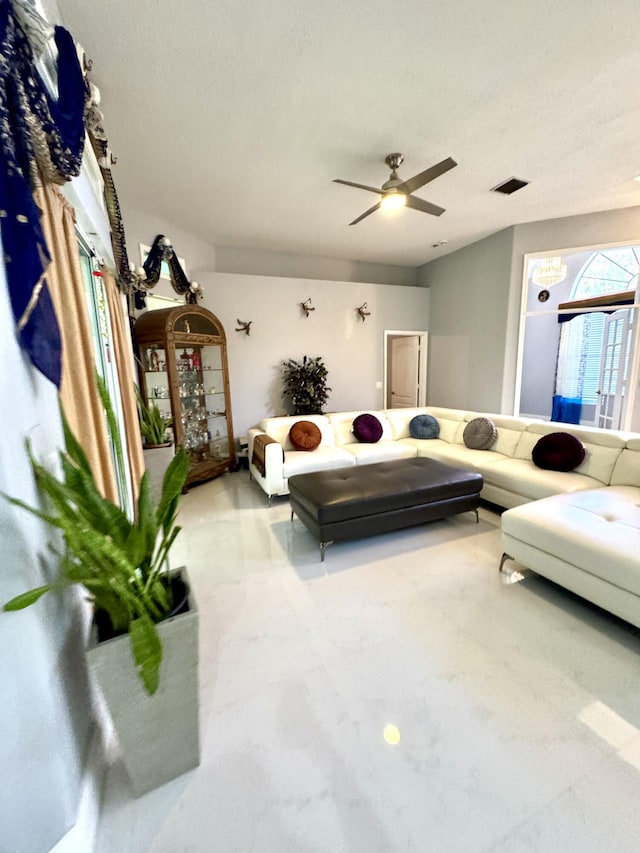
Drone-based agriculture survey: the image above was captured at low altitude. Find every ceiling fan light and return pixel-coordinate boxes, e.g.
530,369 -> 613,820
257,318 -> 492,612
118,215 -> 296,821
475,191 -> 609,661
380,191 -> 406,211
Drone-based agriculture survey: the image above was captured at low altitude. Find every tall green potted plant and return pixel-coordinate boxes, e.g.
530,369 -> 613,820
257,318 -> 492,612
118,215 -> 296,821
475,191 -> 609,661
136,384 -> 174,502
282,355 -> 332,415
2,379 -> 199,795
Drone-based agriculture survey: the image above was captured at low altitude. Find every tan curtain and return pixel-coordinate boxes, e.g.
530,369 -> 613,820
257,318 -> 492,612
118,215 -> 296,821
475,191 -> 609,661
103,270 -> 145,504
34,183 -> 118,502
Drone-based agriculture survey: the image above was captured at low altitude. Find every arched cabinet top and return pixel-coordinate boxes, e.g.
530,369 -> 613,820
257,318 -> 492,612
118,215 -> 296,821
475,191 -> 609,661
134,305 -> 226,343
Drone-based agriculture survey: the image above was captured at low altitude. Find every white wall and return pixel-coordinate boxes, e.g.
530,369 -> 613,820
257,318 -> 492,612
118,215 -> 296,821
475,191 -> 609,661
0,243 -> 94,853
122,205 -> 429,438
198,273 -> 429,437
122,204 -> 418,287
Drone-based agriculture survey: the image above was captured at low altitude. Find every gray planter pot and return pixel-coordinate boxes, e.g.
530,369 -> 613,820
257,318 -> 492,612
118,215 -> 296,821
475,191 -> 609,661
143,444 -> 174,502
86,570 -> 199,796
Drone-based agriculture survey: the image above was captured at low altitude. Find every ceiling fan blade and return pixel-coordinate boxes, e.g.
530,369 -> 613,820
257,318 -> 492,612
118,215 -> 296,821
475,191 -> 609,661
333,179 -> 383,195
405,195 -> 445,217
396,157 -> 457,195
348,202 -> 381,226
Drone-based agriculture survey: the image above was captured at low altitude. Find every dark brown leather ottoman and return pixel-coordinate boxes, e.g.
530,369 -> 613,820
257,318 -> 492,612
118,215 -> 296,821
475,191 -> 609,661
289,457 -> 483,560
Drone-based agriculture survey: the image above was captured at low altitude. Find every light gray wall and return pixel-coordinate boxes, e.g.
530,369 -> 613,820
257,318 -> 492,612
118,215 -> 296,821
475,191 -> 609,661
0,247 -> 93,853
419,205 -> 640,418
418,228 -> 515,412
505,206 -> 640,415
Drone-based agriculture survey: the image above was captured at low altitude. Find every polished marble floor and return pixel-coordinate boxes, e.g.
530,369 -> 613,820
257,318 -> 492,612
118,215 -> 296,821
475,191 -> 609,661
96,471 -> 640,853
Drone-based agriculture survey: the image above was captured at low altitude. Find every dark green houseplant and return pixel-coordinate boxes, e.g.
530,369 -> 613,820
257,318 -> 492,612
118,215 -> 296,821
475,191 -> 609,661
2,378 -> 189,695
136,385 -> 172,447
282,355 -> 332,415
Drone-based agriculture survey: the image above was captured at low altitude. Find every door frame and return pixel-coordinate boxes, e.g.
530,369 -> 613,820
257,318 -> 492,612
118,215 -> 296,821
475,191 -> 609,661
515,241 -> 640,430
383,329 -> 428,409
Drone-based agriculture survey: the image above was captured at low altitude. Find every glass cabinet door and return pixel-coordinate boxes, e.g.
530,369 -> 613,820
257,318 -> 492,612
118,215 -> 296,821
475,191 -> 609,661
175,343 -> 230,464
139,344 -> 173,443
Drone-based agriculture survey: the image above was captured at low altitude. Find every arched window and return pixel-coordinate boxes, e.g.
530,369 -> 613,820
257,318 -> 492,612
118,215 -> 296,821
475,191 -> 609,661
570,247 -> 639,299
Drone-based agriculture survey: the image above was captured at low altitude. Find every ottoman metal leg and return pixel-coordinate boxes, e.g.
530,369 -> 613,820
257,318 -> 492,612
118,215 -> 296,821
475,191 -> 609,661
474,508 -> 479,523
320,540 -> 333,562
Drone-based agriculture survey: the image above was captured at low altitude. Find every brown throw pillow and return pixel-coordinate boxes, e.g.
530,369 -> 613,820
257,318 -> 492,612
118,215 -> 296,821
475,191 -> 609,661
289,420 -> 322,451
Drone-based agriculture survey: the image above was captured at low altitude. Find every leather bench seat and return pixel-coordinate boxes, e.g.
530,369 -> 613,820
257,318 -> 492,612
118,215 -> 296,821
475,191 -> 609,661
289,457 -> 483,559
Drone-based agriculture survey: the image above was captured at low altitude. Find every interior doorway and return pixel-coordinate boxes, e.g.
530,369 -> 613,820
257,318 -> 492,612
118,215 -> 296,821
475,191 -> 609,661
383,330 -> 428,409
516,244 -> 640,430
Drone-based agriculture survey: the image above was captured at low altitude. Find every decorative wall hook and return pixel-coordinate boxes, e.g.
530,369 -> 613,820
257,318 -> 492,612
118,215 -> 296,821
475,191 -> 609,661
357,302 -> 371,322
300,298 -> 315,318
235,319 -> 253,335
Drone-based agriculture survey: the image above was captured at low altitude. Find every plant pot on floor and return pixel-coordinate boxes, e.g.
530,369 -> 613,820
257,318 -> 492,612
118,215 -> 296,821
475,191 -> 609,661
143,443 -> 174,503
86,568 -> 200,797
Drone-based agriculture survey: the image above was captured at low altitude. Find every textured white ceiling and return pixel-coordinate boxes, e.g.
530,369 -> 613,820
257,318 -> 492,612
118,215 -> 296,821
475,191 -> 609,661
55,0 -> 640,267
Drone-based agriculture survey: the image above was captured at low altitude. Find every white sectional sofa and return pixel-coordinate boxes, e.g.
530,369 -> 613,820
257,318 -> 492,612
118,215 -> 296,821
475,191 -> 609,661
248,407 -> 635,506
248,407 -> 640,629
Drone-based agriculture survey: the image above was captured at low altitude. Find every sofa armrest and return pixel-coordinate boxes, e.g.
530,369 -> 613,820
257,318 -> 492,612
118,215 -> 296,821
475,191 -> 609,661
248,429 -> 286,497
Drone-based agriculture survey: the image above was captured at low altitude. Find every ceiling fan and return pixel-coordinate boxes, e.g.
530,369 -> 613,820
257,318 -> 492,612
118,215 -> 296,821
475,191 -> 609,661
333,153 -> 457,226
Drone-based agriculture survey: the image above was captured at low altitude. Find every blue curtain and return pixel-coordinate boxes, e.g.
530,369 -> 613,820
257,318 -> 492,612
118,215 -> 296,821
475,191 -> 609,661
552,395 -> 582,424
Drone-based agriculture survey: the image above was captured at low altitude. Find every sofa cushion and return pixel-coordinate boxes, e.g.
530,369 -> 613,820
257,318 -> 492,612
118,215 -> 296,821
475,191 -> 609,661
289,420 -> 322,451
463,416 -> 497,450
410,439 -> 510,473
501,488 -> 640,597
344,441 -> 417,464
466,413 -> 530,457
409,414 -> 440,439
532,432 -> 586,472
261,415 -> 333,451
353,413 -> 383,443
283,446 -> 356,478
329,411 -> 392,446
483,458 -> 601,501
516,422 -> 626,484
385,408 -> 431,440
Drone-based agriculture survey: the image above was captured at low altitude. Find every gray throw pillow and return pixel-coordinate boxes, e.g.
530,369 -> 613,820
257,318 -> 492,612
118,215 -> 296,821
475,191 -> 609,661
463,417 -> 497,450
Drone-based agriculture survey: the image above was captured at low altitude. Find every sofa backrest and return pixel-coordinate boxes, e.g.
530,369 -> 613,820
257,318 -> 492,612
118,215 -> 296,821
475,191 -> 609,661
464,413 -> 531,457
384,407 -> 433,440
327,411 -> 393,446
610,437 -> 640,487
515,421 -> 627,484
261,414 -> 334,451
424,407 -> 468,444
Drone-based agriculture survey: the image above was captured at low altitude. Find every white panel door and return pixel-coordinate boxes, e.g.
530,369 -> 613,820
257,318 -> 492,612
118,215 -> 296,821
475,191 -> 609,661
596,308 -> 634,430
390,335 -> 419,407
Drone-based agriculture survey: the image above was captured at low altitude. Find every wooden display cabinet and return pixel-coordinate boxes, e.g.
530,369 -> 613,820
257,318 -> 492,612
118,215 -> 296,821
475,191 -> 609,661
134,305 -> 236,488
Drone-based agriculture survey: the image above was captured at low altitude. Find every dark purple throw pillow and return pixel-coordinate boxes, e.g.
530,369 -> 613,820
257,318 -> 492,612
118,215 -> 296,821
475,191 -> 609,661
352,413 -> 383,443
532,432 -> 586,472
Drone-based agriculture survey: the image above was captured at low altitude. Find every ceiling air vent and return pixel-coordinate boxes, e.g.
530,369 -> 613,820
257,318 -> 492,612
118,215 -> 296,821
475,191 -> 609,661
492,177 -> 529,195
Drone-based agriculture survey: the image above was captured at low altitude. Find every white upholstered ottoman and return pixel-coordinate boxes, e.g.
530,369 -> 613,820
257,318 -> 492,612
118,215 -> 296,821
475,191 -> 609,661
500,487 -> 640,629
